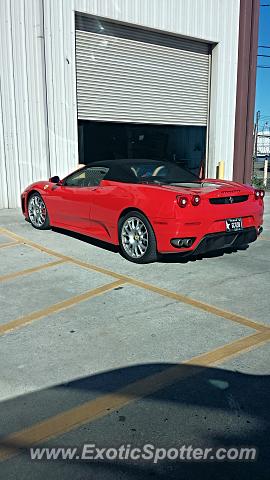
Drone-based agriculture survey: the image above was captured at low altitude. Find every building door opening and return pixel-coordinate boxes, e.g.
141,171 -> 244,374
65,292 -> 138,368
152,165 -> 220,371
78,121 -> 207,177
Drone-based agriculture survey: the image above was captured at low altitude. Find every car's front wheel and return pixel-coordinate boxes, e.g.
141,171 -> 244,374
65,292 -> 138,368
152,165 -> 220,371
28,192 -> 50,230
118,211 -> 157,264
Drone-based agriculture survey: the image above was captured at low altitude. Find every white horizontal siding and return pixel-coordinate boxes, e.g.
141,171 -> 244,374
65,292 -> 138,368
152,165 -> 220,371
0,0 -> 49,208
42,0 -> 78,180
0,0 -> 240,207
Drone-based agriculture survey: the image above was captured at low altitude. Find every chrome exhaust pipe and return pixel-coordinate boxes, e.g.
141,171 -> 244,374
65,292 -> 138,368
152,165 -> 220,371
184,238 -> 193,248
170,238 -> 195,248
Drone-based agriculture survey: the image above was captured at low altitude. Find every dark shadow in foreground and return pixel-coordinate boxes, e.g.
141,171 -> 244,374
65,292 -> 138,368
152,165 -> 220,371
0,362 -> 269,479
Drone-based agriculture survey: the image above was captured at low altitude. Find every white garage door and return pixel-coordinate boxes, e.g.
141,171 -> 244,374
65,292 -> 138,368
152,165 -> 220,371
75,14 -> 210,126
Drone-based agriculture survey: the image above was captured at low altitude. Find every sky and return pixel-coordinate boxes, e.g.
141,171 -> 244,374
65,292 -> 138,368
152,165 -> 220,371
255,2 -> 270,130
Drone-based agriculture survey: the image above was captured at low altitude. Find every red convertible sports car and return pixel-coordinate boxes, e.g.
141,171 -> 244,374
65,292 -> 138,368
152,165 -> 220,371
21,159 -> 264,263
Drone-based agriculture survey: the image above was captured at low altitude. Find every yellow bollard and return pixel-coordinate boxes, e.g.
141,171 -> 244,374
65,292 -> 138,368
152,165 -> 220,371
218,160 -> 225,180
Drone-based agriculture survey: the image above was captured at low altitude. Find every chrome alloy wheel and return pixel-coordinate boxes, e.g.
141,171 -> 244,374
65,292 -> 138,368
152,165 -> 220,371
28,195 -> 47,227
121,216 -> 149,258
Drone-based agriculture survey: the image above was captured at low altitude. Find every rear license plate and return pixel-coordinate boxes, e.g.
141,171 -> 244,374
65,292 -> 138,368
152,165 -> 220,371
226,218 -> 243,232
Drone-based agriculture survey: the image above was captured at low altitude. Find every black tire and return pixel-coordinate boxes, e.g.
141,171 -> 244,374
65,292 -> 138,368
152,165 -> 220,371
118,211 -> 157,264
27,192 -> 50,230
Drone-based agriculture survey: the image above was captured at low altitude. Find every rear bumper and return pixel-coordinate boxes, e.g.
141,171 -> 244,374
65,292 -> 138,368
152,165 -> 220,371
154,202 -> 263,253
191,227 -> 257,256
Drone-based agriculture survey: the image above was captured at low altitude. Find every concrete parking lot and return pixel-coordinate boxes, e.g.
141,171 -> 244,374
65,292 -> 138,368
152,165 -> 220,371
0,196 -> 270,479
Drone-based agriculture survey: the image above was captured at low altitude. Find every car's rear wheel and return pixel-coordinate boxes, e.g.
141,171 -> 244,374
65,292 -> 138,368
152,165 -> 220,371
28,192 -> 50,230
119,211 -> 157,264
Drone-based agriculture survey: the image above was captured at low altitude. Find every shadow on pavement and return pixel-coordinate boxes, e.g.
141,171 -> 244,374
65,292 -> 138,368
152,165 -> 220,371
0,362 -> 269,479
52,227 -> 119,254
158,244 -> 250,263
52,226 -> 250,264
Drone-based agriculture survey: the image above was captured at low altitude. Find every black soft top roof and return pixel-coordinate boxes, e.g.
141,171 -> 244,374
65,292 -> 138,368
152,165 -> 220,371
90,159 -> 160,167
85,159 -> 198,184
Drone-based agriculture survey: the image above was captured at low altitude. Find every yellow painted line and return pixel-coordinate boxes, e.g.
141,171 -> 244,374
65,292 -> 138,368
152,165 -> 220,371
60,257 -> 129,281
31,257 -> 270,333
0,228 -> 268,333
0,279 -> 124,336
259,235 -> 270,241
0,229 -> 63,260
127,279 -> 270,333
0,230 -> 124,280
1,330 -> 269,462
185,330 -> 270,366
0,259 -> 66,283
0,241 -> 22,249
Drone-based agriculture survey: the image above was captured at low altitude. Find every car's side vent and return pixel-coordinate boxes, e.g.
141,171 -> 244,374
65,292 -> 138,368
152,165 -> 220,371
209,195 -> 249,205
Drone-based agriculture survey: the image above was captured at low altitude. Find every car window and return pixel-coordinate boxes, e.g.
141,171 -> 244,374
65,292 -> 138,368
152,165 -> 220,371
126,162 -> 198,183
64,167 -> 109,187
131,164 -> 167,178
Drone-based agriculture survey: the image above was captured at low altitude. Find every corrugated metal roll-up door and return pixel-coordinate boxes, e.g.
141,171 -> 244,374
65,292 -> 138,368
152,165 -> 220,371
75,14 -> 210,126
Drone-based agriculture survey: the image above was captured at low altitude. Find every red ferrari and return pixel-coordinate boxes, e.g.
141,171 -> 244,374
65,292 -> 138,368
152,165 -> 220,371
21,159 -> 264,263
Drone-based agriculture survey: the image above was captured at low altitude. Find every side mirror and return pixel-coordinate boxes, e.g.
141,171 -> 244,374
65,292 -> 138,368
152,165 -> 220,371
49,175 -> 60,184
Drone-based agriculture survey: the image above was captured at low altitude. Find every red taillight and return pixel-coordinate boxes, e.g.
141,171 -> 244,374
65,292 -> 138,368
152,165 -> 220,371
177,195 -> 189,208
254,189 -> 265,200
191,194 -> 201,206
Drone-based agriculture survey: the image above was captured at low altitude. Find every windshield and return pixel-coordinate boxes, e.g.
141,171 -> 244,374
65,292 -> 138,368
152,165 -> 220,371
125,161 -> 199,184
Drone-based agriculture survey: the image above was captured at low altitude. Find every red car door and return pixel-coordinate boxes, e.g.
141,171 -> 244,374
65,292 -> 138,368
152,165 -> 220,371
48,167 -> 99,230
49,166 -> 111,232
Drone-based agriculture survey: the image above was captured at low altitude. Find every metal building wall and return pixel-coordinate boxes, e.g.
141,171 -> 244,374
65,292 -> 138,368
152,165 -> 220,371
0,0 -> 50,208
0,0 -> 240,208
